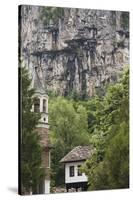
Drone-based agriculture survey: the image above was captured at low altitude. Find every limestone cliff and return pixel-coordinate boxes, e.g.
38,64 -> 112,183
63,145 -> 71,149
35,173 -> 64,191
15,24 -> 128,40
19,5 -> 129,98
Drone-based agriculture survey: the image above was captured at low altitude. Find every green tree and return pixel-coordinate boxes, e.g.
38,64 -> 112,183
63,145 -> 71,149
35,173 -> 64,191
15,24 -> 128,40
20,67 -> 44,194
49,96 -> 90,187
82,68 -> 129,190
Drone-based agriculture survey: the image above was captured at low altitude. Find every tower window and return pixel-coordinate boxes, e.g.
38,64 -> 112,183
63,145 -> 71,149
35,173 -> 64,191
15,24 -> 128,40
34,98 -> 40,113
43,99 -> 47,112
69,166 -> 74,177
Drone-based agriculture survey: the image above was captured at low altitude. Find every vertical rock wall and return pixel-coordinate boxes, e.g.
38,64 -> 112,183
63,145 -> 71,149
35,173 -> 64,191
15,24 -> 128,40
19,5 -> 129,97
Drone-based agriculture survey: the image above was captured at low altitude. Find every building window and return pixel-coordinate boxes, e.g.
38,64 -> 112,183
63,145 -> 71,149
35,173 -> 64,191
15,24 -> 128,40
43,99 -> 46,112
78,165 -> 82,176
34,98 -> 40,113
69,166 -> 74,177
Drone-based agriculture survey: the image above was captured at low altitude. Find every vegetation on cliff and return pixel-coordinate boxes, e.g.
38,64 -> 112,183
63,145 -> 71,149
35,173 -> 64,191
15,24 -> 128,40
40,6 -> 64,25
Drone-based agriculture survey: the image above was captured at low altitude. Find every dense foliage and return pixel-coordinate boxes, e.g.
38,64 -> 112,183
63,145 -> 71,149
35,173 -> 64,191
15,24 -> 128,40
49,68 -> 129,190
20,67 -> 44,194
20,65 -> 129,192
49,97 -> 90,187
82,68 -> 129,190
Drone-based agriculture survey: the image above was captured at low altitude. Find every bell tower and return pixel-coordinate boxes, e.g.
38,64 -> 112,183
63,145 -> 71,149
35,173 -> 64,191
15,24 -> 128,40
32,66 -> 50,194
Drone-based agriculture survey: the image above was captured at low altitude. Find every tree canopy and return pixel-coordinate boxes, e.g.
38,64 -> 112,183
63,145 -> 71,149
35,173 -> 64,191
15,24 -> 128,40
82,68 -> 129,190
20,65 -> 129,192
49,67 -> 129,190
49,96 -> 90,187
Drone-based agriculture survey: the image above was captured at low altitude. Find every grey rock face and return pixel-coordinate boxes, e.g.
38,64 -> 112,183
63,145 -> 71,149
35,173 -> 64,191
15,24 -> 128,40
19,5 -> 129,98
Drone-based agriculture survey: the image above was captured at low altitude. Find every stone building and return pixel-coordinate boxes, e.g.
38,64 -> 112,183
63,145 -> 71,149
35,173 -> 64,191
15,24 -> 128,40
60,146 -> 94,192
32,66 -> 51,194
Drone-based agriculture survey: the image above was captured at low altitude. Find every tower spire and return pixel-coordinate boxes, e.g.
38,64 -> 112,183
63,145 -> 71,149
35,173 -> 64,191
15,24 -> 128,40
33,66 -> 46,94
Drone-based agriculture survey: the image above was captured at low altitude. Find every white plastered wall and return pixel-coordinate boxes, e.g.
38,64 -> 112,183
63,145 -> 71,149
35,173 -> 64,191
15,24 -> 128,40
65,161 -> 88,184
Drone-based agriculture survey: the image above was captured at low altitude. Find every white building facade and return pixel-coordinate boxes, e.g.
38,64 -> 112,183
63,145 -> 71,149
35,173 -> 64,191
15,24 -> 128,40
65,161 -> 88,184
60,146 -> 94,192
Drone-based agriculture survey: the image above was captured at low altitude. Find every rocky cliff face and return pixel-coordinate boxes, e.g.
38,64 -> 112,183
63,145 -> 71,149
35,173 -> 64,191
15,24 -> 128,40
19,5 -> 129,98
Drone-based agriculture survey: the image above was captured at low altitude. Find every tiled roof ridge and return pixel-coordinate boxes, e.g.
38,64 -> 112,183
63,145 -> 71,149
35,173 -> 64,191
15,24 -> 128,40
60,145 -> 94,163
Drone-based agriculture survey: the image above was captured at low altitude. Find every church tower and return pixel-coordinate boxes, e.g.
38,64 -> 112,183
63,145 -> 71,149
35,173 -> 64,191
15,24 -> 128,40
32,66 -> 50,194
